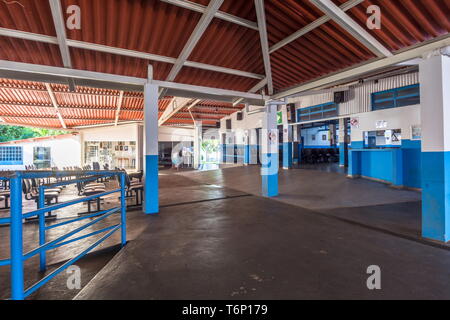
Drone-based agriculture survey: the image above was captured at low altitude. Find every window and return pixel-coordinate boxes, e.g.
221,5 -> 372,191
0,146 -> 23,165
297,102 -> 338,123
33,147 -> 51,169
372,84 -> 420,111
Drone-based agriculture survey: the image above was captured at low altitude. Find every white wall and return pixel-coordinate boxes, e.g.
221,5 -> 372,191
0,135 -> 81,170
350,104 -> 421,142
219,106 -> 264,145
287,72 -> 419,117
158,126 -> 194,142
81,123 -> 139,142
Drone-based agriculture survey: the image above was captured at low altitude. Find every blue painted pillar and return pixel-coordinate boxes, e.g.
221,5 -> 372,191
244,130 -> 250,165
10,173 -> 24,300
222,144 -> 226,163
261,104 -> 279,197
338,118 -> 349,167
420,51 -> 450,242
143,82 -> 159,214
193,121 -> 202,169
249,129 -> 258,165
348,150 -> 361,178
282,123 -> 293,169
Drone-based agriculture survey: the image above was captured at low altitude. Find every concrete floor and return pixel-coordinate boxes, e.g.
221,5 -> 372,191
75,166 -> 450,300
181,165 -> 426,241
2,166 -> 450,299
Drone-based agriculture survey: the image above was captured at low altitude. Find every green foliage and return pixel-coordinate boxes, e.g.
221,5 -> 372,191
0,125 -> 68,143
201,139 -> 219,153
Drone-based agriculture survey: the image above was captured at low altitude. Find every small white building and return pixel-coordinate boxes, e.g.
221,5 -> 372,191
0,133 -> 82,171
0,123 -> 196,171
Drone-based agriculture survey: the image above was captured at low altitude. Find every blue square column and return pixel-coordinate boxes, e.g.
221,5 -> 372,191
420,50 -> 450,242
261,103 -> 279,197
143,82 -> 159,214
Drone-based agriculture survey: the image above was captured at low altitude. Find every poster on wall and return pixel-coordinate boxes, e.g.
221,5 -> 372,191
350,117 -> 359,128
376,120 -> 387,129
411,125 -> 422,140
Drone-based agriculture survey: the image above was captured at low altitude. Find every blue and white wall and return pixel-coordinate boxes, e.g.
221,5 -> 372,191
348,105 -> 421,188
219,106 -> 264,164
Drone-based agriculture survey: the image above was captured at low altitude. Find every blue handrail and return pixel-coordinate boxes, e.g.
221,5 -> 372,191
0,170 -> 127,300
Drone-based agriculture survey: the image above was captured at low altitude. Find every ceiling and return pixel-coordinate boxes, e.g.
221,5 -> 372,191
0,0 -> 448,129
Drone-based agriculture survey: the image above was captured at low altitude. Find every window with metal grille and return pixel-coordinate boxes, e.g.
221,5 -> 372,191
372,84 -> 420,111
296,102 -> 338,123
0,146 -> 23,165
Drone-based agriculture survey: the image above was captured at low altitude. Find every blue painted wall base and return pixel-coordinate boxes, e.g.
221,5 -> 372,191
244,144 -> 250,165
261,153 -> 278,197
144,155 -> 159,214
339,144 -> 346,167
283,142 -> 293,169
421,151 -> 450,242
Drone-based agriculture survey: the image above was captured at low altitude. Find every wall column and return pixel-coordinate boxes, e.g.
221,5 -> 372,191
193,120 -> 202,169
281,105 -> 293,169
143,80 -> 159,214
282,124 -> 293,169
261,103 -> 279,197
420,48 -> 450,242
249,129 -> 258,164
244,130 -> 250,165
338,118 -> 349,167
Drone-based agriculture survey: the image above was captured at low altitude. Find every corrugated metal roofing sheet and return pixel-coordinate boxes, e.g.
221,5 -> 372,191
0,0 -> 448,128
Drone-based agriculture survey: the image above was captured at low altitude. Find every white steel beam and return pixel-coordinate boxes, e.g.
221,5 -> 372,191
0,28 -> 264,80
0,60 -> 264,100
158,97 -> 193,126
114,90 -> 124,126
187,99 -> 202,110
160,0 -> 258,30
309,0 -> 392,57
269,0 -> 363,54
254,0 -> 273,95
233,77 -> 267,106
273,36 -> 450,99
49,0 -> 72,67
165,0 -> 224,82
45,83 -> 67,129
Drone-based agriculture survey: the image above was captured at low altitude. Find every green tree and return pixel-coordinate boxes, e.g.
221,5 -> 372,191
0,125 -> 68,143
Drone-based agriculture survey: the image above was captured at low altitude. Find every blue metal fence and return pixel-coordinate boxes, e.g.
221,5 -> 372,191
0,170 -> 127,300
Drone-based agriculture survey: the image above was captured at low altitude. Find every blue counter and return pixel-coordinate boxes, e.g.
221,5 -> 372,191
349,148 -> 404,187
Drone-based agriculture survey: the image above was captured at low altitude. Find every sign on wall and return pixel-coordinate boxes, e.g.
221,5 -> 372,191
411,125 -> 422,140
375,120 -> 387,129
350,117 -> 359,128
277,111 -> 283,125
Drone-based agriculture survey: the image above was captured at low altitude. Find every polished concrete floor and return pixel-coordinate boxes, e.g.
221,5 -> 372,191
2,166 -> 450,299
181,165 -> 425,240
76,166 -> 450,300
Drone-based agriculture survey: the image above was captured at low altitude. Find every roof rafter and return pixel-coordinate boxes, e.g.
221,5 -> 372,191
254,0 -> 273,95
45,83 -> 67,129
160,0 -> 258,30
114,90 -> 124,126
269,0 -> 364,54
49,0 -> 77,91
309,0 -> 392,57
0,28 -> 264,81
158,97 -> 193,126
164,0 -> 225,89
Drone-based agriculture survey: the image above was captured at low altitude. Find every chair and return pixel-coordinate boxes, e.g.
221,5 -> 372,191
76,180 -> 106,215
22,179 -> 60,206
0,189 -> 10,209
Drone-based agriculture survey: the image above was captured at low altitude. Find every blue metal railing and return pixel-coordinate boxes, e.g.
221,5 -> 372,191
0,170 -> 127,300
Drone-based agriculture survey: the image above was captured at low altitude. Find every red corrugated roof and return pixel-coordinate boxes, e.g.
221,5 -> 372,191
0,0 -> 448,128
0,78 -> 243,128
